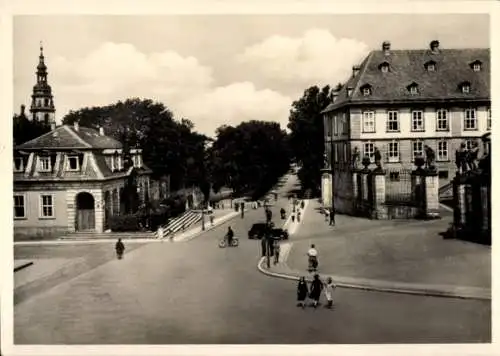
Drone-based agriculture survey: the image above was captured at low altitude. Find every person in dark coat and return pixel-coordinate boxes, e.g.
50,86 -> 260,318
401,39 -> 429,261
329,207 -> 335,226
115,238 -> 125,259
297,276 -> 309,308
309,274 -> 323,308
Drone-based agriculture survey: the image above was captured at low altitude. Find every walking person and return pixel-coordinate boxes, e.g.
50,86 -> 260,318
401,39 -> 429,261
291,212 -> 296,223
209,214 -> 214,226
324,208 -> 329,222
115,238 -> 125,260
307,244 -> 319,272
273,240 -> 280,265
309,274 -> 323,308
297,210 -> 301,223
296,276 -> 309,308
329,207 -> 335,226
324,277 -> 337,309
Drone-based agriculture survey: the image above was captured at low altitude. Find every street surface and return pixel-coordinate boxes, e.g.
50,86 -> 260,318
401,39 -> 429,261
14,174 -> 490,344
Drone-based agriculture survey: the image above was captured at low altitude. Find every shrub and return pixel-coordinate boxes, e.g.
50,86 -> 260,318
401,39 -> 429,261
109,214 -> 140,232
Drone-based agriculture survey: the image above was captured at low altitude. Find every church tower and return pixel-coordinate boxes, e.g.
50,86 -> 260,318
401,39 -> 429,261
29,42 -> 55,125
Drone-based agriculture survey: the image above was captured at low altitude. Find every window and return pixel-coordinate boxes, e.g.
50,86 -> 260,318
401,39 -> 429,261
387,111 -> 399,132
325,116 -> 332,137
334,144 -> 338,162
14,194 -> 26,219
380,63 -> 389,73
363,141 -> 375,161
389,171 -> 400,182
14,157 -> 24,172
425,62 -> 436,72
461,84 -> 470,94
333,115 -> 338,136
436,109 -> 449,131
117,155 -> 123,170
40,194 -> 54,218
437,140 -> 449,161
362,87 -> 371,96
487,109 -> 491,130
342,113 -> 348,134
411,111 -> 424,131
464,109 -> 477,130
412,140 -> 424,161
409,85 -> 419,95
438,170 -> 449,179
473,63 -> 481,72
66,156 -> 79,171
388,141 -> 399,163
133,155 -> 142,168
362,111 -> 375,133
38,156 -> 51,172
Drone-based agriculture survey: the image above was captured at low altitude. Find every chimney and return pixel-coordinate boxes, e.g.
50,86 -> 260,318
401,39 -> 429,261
346,86 -> 353,97
382,41 -> 391,55
74,121 -> 79,132
352,65 -> 361,78
20,104 -> 25,116
99,126 -> 105,136
50,122 -> 56,131
430,40 -> 440,53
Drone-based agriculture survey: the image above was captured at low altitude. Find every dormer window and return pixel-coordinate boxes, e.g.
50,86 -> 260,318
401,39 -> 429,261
66,156 -> 80,171
360,84 -> 372,97
346,86 -> 354,97
470,60 -> 482,72
407,82 -> 419,95
424,60 -> 436,72
133,154 -> 142,168
14,157 -> 24,172
378,62 -> 390,73
38,156 -> 51,172
459,81 -> 471,94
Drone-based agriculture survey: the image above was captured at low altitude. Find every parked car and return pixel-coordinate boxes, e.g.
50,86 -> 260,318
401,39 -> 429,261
248,223 -> 288,240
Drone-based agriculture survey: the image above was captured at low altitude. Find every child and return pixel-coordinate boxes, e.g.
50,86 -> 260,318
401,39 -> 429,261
297,277 -> 308,308
324,276 -> 337,309
273,240 -> 280,265
115,238 -> 125,259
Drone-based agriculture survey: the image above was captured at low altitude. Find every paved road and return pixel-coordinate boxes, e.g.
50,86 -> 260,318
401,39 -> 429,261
14,174 -> 490,344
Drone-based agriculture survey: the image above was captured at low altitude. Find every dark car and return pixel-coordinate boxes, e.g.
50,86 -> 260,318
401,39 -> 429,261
248,223 -> 288,240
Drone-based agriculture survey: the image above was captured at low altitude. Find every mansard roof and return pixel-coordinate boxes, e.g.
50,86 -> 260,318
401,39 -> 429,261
322,47 -> 490,113
16,124 -> 123,150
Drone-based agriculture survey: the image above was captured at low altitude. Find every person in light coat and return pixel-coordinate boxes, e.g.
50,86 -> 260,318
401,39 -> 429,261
323,276 -> 337,309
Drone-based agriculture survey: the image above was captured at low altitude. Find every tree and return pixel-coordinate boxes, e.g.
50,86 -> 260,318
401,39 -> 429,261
209,120 -> 290,199
61,98 -> 209,192
13,112 -> 51,146
287,85 -> 333,195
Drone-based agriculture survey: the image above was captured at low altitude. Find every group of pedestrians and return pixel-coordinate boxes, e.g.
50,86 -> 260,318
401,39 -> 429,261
290,199 -> 305,223
297,274 -> 337,309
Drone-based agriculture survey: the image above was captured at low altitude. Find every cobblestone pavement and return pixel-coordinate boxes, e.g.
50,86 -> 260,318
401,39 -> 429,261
13,175 -> 491,344
286,199 -> 491,289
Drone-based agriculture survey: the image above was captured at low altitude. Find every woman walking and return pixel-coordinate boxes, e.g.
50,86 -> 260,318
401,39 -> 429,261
309,274 -> 323,308
296,277 -> 308,308
273,240 -> 281,265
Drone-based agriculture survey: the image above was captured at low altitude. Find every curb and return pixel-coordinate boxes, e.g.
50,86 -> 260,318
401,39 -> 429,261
14,261 -> 34,272
257,258 -> 490,301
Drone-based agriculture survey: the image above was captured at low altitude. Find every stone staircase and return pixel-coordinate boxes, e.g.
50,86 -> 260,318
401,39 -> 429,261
157,210 -> 202,239
58,231 -> 156,240
439,182 -> 453,200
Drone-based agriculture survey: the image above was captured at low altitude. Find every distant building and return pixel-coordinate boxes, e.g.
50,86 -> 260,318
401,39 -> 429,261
321,40 -> 490,210
13,123 -> 152,239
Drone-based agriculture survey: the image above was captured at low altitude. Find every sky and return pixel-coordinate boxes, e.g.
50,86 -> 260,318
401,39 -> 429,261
13,14 -> 489,137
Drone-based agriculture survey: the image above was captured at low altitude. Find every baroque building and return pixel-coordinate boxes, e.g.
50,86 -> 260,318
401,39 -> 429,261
321,40 -> 490,212
13,123 -> 152,239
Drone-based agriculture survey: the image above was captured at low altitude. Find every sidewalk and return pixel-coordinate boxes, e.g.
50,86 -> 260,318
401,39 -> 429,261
261,199 -> 491,300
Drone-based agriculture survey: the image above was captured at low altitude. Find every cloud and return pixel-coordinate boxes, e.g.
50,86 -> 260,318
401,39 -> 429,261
49,42 -> 291,136
236,29 -> 370,88
177,82 -> 292,135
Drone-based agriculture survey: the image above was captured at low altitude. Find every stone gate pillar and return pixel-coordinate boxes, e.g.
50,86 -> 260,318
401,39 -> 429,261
371,168 -> 387,219
423,169 -> 440,219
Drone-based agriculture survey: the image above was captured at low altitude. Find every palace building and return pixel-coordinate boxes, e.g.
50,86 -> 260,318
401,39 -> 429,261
321,40 -> 490,211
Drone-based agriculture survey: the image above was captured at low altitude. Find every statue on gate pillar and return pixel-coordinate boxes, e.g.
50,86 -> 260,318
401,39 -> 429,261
374,147 -> 382,170
424,145 -> 436,171
351,147 -> 360,169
